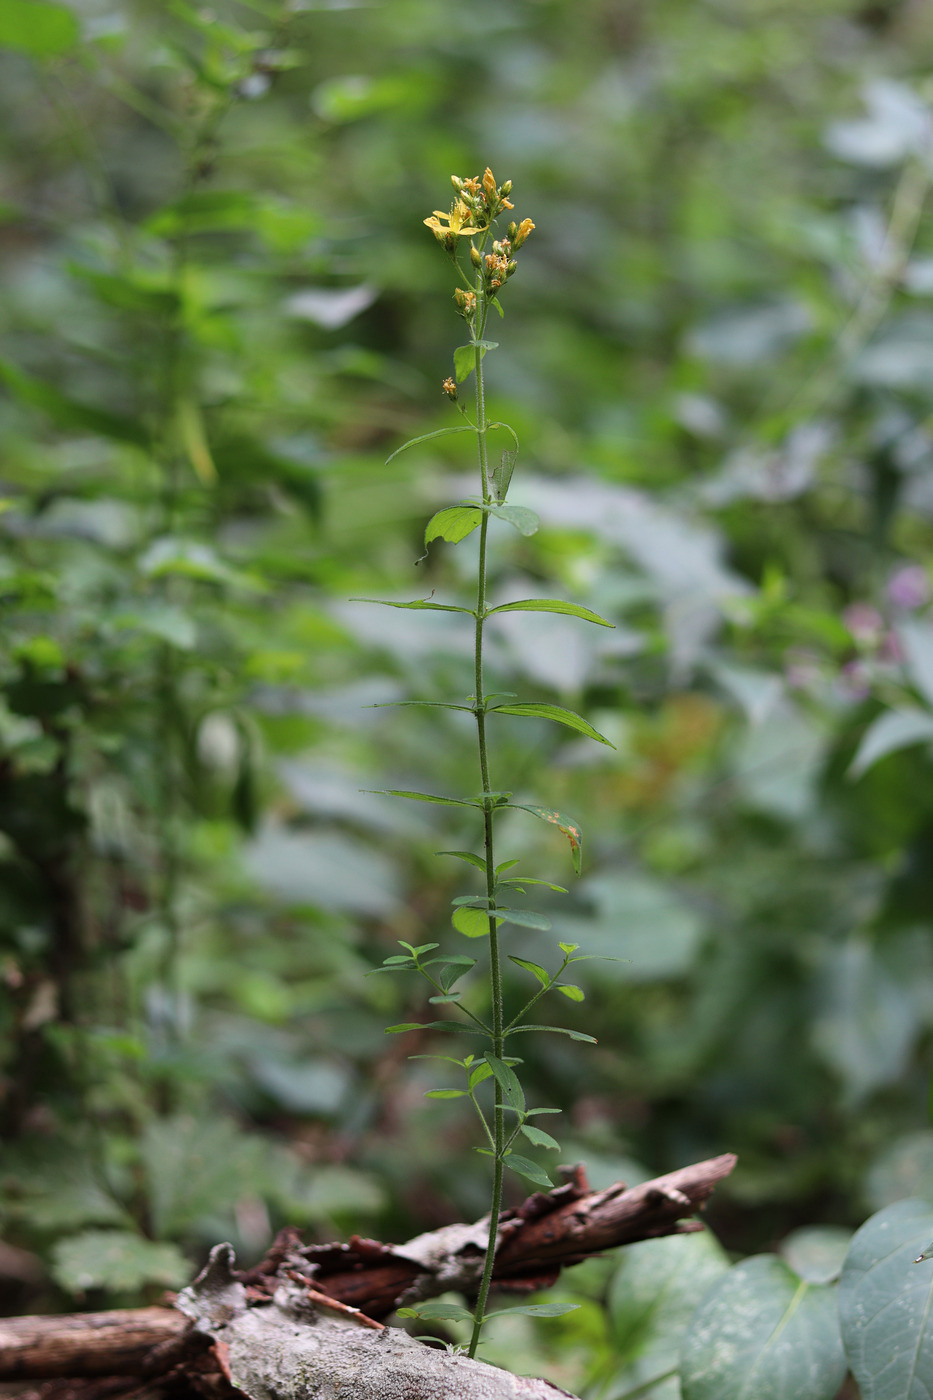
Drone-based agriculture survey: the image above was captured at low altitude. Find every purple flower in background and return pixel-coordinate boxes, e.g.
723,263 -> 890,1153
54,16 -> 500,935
836,658 -> 872,702
887,564 -> 930,611
785,649 -> 823,692
842,602 -> 884,647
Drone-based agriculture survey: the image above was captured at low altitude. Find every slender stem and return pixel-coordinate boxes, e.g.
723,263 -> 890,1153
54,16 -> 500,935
468,257 -> 505,1359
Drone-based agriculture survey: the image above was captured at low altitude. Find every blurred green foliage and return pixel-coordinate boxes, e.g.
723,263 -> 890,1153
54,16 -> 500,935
4,0 -> 933,1390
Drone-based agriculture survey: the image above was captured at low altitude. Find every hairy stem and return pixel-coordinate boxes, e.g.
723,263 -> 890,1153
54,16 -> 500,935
468,273 -> 505,1359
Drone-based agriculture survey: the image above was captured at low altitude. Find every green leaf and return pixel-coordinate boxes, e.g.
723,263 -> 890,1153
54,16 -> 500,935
452,906 -> 492,938
509,957 -> 550,986
351,598 -> 474,614
437,850 -> 486,869
51,1230 -> 191,1296
369,701 -> 474,713
505,1153 -> 552,1188
520,1125 -> 561,1151
397,1302 -> 476,1322
510,1024 -> 597,1042
487,503 -> 539,536
499,877 -> 569,893
493,449 -> 518,503
510,805 -> 584,875
425,506 -> 483,546
367,789 -> 481,808
492,702 -> 615,747
839,1200 -> 933,1399
438,958 -> 476,991
385,425 -> 475,464
469,1063 -> 493,1088
386,1021 -> 482,1034
489,1303 -> 580,1319
454,341 -> 497,383
487,598 -> 614,627
485,1054 -> 525,1111
849,709 -> 933,779
494,908 -> 552,931
556,983 -> 585,1002
779,1227 -> 852,1285
0,359 -> 149,446
428,993 -> 462,1004
680,1254 -> 846,1400
0,0 -> 78,55
424,1089 -> 466,1099
606,1230 -> 730,1397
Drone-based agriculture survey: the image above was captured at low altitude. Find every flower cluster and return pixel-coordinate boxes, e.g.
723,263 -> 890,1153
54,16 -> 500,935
423,167 -> 533,273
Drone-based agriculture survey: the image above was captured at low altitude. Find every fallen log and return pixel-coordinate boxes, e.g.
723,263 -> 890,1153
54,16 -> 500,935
0,1152 -> 736,1398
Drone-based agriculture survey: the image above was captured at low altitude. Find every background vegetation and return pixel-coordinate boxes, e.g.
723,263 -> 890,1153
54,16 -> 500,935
4,0 -> 933,1392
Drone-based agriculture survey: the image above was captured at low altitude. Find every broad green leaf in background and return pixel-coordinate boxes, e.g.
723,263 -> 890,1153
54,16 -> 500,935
487,598 -> 614,627
0,0 -> 78,55
424,506 -> 483,545
604,1231 -> 729,1400
849,708 -> 933,778
680,1255 -> 846,1400
866,1131 -> 933,1210
778,1226 -> 853,1285
491,701 -> 615,747
839,1200 -> 933,1400
51,1230 -> 191,1296
0,359 -> 148,446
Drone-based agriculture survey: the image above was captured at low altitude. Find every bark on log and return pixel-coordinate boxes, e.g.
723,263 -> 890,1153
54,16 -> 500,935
0,1152 -> 736,1396
177,1244 -> 577,1400
0,1309 -> 188,1381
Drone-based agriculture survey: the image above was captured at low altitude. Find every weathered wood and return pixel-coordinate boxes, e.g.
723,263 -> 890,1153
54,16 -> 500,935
179,1246 -> 577,1400
0,1152 -> 737,1390
0,1308 -> 188,1380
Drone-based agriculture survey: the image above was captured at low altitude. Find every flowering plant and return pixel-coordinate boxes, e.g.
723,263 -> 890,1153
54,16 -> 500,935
361,169 -> 614,1355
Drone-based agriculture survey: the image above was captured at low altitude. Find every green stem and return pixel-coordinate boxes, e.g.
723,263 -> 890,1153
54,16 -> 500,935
468,266 -> 505,1360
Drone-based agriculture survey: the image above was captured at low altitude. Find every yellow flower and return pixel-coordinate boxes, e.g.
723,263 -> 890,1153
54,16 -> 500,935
423,198 -> 487,241
511,218 -> 535,249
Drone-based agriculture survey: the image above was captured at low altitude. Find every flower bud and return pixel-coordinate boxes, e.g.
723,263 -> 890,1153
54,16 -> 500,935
470,245 -> 482,267
506,260 -> 518,277
483,167 -> 497,199
500,180 -> 512,196
511,218 -> 535,249
507,222 -> 518,241
451,175 -> 463,190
